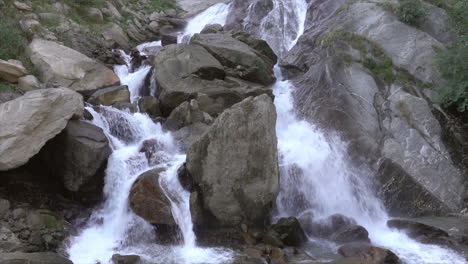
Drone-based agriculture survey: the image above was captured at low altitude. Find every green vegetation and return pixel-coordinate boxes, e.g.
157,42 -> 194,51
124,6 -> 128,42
0,21 -> 28,61
149,0 -> 178,11
398,0 -> 426,26
0,82 -> 15,92
434,0 -> 468,113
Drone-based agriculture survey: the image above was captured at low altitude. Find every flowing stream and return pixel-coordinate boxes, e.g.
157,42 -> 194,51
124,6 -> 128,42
67,0 -> 467,263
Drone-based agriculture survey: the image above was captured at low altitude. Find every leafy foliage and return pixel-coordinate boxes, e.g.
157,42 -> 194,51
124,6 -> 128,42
398,0 -> 425,26
434,0 -> 468,112
149,0 -> 178,11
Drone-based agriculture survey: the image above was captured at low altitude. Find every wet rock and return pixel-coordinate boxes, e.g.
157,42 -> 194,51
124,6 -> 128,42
161,32 -> 178,46
263,230 -> 284,248
271,217 -> 307,247
0,252 -> 72,264
164,100 -> 213,131
0,88 -> 84,171
338,243 -> 400,264
306,214 -> 357,238
129,168 -> 175,226
177,163 -> 196,192
88,85 -> 130,106
138,96 -> 162,118
191,33 -> 276,85
387,219 -> 450,245
112,254 -> 141,264
187,95 -> 279,226
28,39 -> 120,91
0,59 -> 27,83
232,31 -> 277,66
331,225 -> 370,244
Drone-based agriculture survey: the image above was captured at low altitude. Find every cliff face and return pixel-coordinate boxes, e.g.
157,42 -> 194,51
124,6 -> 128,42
226,0 -> 467,216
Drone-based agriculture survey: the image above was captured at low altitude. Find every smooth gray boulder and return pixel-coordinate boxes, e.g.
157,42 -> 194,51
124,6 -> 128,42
28,39 -> 120,91
187,94 -> 279,226
0,88 -> 84,171
191,33 -> 276,85
87,85 -> 130,106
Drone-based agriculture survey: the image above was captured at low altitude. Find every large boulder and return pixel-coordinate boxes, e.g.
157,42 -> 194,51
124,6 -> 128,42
0,88 -> 84,171
0,252 -> 72,264
129,168 -> 175,226
338,243 -> 400,264
191,33 -> 276,85
187,94 -> 279,226
387,219 -> 450,245
270,217 -> 308,247
39,120 -> 111,200
153,43 -> 272,115
87,85 -> 130,106
0,59 -> 27,83
28,39 -> 120,91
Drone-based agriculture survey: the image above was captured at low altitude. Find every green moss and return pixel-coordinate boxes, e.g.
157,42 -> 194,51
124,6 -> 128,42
0,82 -> 15,92
398,0 -> 426,26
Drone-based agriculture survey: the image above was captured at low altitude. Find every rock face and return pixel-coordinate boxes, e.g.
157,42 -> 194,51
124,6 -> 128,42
28,39 -> 120,91
153,43 -> 273,115
276,0 -> 465,214
129,168 -> 175,226
0,88 -> 84,171
191,33 -> 276,85
40,120 -> 111,196
187,95 -> 279,226
0,59 -> 27,83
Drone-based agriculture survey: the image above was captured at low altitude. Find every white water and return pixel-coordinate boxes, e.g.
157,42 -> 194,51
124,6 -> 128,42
68,8 -> 235,262
266,0 -> 467,263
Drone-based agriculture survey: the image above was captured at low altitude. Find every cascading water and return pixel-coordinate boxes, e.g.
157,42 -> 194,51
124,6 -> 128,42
262,0 -> 468,263
67,9 -> 234,263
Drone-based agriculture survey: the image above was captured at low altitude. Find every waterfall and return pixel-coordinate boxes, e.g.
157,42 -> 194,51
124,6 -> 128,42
263,0 -> 467,263
67,11 -> 234,263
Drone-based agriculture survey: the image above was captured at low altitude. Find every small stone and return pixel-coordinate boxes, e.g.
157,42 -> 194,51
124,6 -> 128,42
241,223 -> 248,233
12,208 -> 26,220
244,248 -> 262,258
18,75 -> 41,91
13,1 -> 32,12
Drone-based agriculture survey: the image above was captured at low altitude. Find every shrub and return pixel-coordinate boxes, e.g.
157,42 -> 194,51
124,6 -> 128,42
149,0 -> 178,11
398,0 -> 425,26
0,22 -> 27,60
434,0 -> 468,113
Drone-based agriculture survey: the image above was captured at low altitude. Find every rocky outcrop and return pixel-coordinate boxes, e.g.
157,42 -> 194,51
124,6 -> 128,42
129,168 -> 175,226
277,0 -> 465,214
39,120 -> 111,202
87,85 -> 130,106
153,43 -> 273,115
187,95 -> 279,226
0,88 -> 83,171
0,59 -> 27,83
28,39 -> 119,91
191,33 -> 276,85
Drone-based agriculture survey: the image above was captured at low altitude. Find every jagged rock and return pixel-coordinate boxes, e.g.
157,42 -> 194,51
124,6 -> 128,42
271,217 -> 307,247
101,23 -> 131,50
138,96 -> 162,118
164,100 -> 212,131
18,75 -> 41,91
232,31 -> 277,66
0,252 -> 72,264
28,39 -> 120,91
187,95 -> 279,226
129,168 -> 175,226
40,120 -> 111,196
191,33 -> 276,85
338,243 -> 400,264
0,88 -> 83,171
0,59 -> 27,83
0,227 -> 22,253
88,85 -> 130,106
153,43 -> 272,115
387,219 -> 450,245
